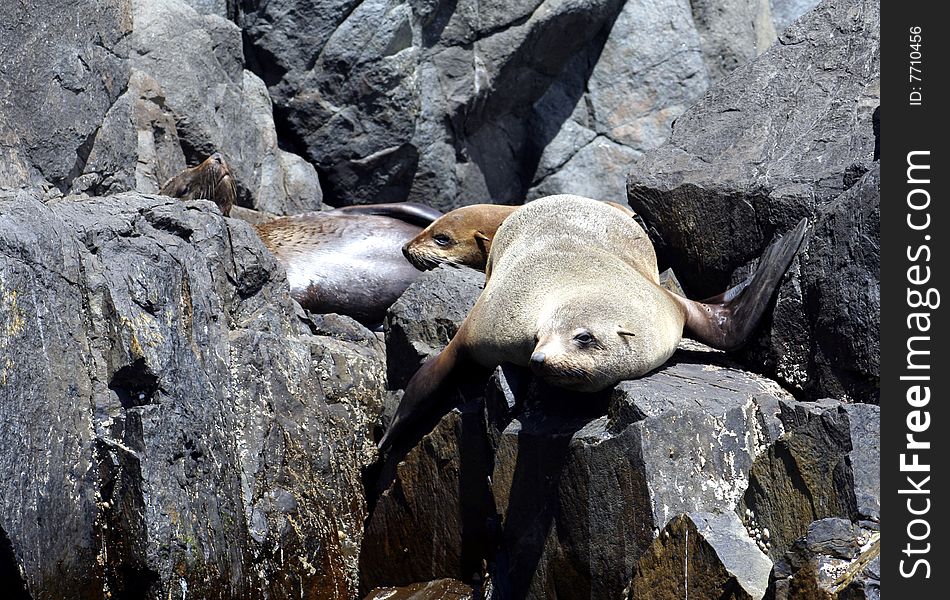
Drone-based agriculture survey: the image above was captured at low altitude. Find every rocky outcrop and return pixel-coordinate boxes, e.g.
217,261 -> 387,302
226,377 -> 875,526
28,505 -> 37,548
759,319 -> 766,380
362,259 -> 879,600
238,0 -> 815,210
627,512 -> 772,600
627,0 -> 880,402
1,0 -> 880,598
113,0 -> 323,214
384,265 -> 484,390
0,194 -> 383,598
364,578 -> 479,600
0,0 -> 131,194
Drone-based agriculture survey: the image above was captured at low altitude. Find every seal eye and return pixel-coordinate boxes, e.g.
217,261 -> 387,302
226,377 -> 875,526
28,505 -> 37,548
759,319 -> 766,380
433,233 -> 453,247
573,331 -> 595,347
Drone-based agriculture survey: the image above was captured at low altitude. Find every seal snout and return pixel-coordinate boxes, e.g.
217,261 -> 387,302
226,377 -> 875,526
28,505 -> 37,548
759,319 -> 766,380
529,350 -> 546,373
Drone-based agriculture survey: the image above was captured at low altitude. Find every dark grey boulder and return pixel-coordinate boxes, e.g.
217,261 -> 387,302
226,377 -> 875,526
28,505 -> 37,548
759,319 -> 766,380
769,517 -> 879,599
384,265 -> 484,390
627,0 -> 879,402
0,0 -> 131,193
627,512 -> 772,600
0,193 -> 383,598
239,0 -> 793,210
738,400 -> 880,561
367,347 -> 796,600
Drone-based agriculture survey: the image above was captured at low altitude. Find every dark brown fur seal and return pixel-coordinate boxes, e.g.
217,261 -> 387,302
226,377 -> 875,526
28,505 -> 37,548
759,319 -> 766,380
403,201 -> 637,271
379,194 -> 807,450
254,203 -> 443,325
160,153 -> 236,217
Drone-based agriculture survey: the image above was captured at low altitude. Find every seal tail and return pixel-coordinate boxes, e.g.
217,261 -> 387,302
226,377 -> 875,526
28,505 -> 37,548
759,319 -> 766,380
378,338 -> 465,452
669,218 -> 809,351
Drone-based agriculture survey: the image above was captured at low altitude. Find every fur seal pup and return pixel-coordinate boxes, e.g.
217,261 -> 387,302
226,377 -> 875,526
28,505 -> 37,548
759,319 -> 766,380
254,203 -> 443,326
379,195 -> 808,450
160,153 -> 236,216
403,201 -> 637,271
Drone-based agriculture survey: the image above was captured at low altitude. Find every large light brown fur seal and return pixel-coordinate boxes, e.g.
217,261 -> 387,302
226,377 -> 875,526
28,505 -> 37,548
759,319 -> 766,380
379,194 -> 808,450
403,201 -> 637,271
159,153 -> 236,217
254,203 -> 443,325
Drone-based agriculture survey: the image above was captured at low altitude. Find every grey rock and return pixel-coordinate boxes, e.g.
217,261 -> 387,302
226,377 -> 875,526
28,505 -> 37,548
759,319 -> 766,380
628,0 -> 878,294
361,403 -> 496,592
805,518 -> 860,560
384,265 -> 484,390
740,165 -> 879,403
128,0 -> 322,214
363,578 -> 476,600
690,0 -> 777,82
182,0 -> 235,18
628,0 -> 879,402
0,193 -> 383,598
368,338 -> 793,600
81,69 -> 188,196
841,404 -> 880,521
240,0 -> 782,211
738,402 -> 859,560
770,0 -> 822,31
0,0 -> 131,193
769,518 -> 879,600
628,512 -> 772,600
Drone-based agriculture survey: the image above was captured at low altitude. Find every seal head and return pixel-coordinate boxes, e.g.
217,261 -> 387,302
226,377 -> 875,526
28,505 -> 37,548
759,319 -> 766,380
160,152 -> 236,217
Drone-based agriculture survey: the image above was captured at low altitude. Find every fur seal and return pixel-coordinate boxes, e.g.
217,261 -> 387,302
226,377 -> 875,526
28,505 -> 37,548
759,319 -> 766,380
160,153 -> 236,217
379,194 -> 808,450
403,201 -> 637,271
254,203 -> 443,325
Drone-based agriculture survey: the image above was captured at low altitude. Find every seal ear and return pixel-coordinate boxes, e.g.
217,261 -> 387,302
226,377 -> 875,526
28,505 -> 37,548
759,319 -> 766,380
474,231 -> 491,242
617,328 -> 636,337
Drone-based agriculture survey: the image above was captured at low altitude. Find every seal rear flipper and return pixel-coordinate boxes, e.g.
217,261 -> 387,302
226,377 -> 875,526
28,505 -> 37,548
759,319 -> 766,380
332,202 -> 444,226
673,217 -> 809,351
378,338 -> 467,453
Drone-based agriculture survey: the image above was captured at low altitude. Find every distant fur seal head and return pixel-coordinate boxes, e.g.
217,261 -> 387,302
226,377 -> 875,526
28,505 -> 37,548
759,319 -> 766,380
160,153 -> 236,217
403,200 -> 637,272
379,195 -> 808,450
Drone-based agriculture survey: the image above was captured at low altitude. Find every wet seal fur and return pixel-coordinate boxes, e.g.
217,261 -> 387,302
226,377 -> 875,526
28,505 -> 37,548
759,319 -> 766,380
254,203 -> 443,326
379,194 -> 808,450
403,201 -> 637,271
160,153 -> 236,217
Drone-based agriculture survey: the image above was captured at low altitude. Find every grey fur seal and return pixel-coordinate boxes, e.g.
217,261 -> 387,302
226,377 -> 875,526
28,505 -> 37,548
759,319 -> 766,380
159,153 -> 236,217
254,203 -> 443,325
379,194 -> 808,450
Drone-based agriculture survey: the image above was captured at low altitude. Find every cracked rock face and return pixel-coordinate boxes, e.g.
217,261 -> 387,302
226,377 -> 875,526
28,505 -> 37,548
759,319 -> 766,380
238,0 -> 812,210
0,0 -> 131,193
0,194 -> 384,598
627,0 -> 880,403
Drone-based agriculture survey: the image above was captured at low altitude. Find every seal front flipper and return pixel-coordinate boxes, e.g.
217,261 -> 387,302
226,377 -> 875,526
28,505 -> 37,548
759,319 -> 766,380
378,336 -> 468,453
669,217 -> 809,351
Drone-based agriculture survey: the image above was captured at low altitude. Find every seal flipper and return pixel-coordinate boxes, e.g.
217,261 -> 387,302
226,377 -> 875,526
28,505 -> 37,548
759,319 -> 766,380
670,217 -> 809,351
378,335 -> 468,452
332,202 -> 444,227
